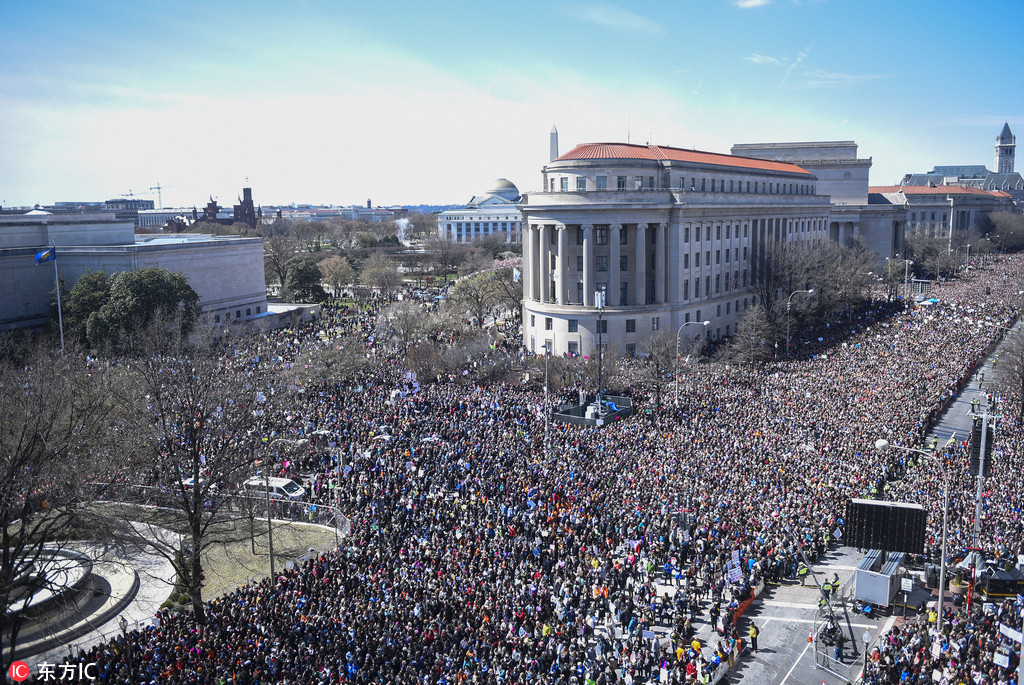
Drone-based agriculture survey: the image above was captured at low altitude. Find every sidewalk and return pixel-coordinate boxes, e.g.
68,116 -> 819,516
928,321 -> 1019,447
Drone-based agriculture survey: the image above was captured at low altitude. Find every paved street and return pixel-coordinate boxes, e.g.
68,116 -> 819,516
722,545 -> 890,685
725,319 -> 1020,684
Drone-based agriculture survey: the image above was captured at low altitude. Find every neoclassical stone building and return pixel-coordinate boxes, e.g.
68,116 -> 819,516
520,142 -> 831,356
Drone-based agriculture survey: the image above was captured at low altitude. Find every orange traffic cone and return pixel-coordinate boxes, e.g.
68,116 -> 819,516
808,628 -> 814,642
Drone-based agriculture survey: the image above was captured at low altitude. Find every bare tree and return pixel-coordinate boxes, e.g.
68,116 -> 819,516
361,253 -> 403,300
637,328 -> 678,409
490,261 -> 524,322
425,234 -> 464,286
458,249 -> 494,277
113,332 -> 266,625
448,272 -> 498,326
0,345 -> 120,669
291,333 -> 368,386
997,332 -> 1024,423
403,211 -> 439,243
728,304 -> 780,363
749,237 -> 808,322
377,300 -> 431,357
262,233 -> 298,288
319,255 -> 355,298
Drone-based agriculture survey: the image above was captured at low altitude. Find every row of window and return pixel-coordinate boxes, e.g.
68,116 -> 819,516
534,219 -> 824,246
561,247 -> 749,274
539,267 -> 749,306
212,305 -> 260,324
447,221 -> 520,232
443,215 -> 519,222
534,299 -> 749,336
548,174 -> 816,195
908,212 -> 947,222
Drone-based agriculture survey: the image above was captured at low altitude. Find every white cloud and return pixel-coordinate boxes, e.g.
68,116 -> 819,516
779,46 -> 810,86
745,54 -> 784,66
796,67 -> 888,88
564,3 -> 662,35
735,0 -> 773,8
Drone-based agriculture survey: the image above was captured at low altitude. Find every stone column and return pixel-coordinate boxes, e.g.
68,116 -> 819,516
635,223 -> 647,305
524,224 -> 535,300
538,224 -> 550,303
582,224 -> 594,307
556,224 -> 568,304
654,223 -> 666,303
608,223 -> 621,306
669,222 -> 681,303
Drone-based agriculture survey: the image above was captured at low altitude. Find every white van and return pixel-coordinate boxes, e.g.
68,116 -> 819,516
243,476 -> 306,501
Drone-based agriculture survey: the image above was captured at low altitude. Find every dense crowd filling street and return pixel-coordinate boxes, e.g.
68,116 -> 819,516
38,257 -> 1024,684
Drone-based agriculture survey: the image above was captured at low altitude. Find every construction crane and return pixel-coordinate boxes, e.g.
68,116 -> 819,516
149,182 -> 182,209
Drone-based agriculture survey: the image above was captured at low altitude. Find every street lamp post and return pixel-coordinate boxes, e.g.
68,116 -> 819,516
595,290 -> 606,414
875,436 -> 955,633
675,320 -> 710,407
903,259 -> 914,302
785,289 -> 815,357
947,197 -> 955,255
544,340 -> 551,460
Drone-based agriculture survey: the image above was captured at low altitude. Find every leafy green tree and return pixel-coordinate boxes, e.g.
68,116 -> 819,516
85,268 -> 200,351
63,270 -> 111,345
283,256 -> 327,302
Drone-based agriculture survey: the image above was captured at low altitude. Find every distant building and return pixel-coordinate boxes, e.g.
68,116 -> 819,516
272,201 -> 401,223
195,188 -> 262,230
869,185 -> 1014,241
521,140 -> 830,355
102,198 -> 155,225
0,212 -> 267,331
731,141 -> 907,262
900,123 -> 1024,204
138,208 -> 193,230
437,179 -> 523,243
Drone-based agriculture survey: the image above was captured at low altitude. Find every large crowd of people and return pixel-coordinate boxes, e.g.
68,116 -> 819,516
36,257 -> 1024,683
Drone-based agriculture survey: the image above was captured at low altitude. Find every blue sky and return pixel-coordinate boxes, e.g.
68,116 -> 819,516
1,0 -> 1020,209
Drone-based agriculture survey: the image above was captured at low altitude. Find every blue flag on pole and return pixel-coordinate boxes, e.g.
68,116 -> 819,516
35,247 -> 56,264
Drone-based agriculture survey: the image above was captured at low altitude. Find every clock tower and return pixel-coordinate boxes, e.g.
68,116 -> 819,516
995,122 -> 1015,173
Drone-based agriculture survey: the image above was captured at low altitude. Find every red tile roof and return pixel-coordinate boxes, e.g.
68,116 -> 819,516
554,143 -> 813,175
871,185 -> 1013,198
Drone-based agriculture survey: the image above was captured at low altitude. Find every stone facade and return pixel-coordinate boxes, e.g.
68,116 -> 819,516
521,142 -> 831,356
732,141 -> 907,266
0,213 -> 267,331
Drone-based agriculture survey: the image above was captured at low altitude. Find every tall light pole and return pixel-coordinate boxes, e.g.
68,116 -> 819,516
595,290 -> 606,414
675,320 -> 710,407
875,436 -> 955,634
543,340 -> 551,459
947,197 -> 955,255
785,289 -> 814,357
903,259 -> 914,302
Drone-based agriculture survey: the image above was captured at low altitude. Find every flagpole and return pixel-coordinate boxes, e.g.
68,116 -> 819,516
51,244 -> 64,351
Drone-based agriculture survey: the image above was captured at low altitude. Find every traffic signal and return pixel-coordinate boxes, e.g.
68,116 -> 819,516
969,417 -> 994,477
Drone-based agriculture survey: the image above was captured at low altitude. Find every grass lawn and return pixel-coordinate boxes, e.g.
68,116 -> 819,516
89,503 -> 340,605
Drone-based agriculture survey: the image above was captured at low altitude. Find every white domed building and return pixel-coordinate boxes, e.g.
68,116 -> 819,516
437,179 -> 522,243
